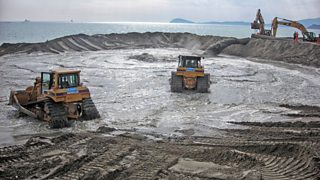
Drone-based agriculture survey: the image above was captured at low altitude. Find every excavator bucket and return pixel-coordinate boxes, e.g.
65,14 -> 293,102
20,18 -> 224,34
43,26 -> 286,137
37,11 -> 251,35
251,21 -> 260,29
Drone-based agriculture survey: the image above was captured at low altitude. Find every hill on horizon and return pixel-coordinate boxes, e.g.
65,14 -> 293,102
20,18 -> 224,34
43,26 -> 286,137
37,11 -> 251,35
170,17 -> 320,28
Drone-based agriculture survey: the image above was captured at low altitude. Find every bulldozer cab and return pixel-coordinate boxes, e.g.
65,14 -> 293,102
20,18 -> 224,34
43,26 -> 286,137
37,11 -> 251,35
40,70 -> 81,94
178,55 -> 202,68
39,69 -> 89,103
41,72 -> 53,94
58,73 -> 79,89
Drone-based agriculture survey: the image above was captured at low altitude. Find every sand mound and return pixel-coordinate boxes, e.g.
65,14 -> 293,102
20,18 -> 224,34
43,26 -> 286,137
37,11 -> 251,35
0,32 -> 230,56
1,32 -> 320,67
129,53 -> 159,62
223,37 -> 320,67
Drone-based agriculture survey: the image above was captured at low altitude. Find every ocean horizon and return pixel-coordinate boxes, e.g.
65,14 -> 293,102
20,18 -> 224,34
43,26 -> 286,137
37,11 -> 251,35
1,21 -> 320,45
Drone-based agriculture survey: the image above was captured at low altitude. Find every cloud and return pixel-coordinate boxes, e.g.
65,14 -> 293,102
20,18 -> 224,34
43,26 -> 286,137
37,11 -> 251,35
0,0 -> 319,22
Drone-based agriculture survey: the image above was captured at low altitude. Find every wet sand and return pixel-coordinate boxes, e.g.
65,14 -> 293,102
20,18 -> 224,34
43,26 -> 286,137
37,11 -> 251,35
0,33 -> 320,179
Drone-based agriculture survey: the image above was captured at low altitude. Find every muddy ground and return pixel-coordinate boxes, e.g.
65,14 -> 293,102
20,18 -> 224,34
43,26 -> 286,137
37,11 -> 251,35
0,125 -> 319,180
0,46 -> 320,179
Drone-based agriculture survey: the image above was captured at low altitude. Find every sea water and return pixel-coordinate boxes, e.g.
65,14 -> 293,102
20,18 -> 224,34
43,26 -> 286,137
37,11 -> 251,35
0,22 -> 320,45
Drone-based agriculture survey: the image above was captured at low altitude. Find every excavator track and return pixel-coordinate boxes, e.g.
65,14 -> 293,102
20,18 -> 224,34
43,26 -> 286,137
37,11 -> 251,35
170,72 -> 183,92
44,100 -> 69,128
82,97 -> 100,120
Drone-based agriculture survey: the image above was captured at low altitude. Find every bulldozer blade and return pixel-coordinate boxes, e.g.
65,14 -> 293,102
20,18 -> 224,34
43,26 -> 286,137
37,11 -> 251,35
11,92 -> 37,118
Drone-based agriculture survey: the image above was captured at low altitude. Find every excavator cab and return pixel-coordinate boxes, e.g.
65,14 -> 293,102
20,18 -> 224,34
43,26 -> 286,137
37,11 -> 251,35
264,30 -> 272,36
303,32 -> 317,42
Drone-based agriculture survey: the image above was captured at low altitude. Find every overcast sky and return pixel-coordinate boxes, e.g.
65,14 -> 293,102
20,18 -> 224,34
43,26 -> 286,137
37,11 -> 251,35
0,0 -> 319,22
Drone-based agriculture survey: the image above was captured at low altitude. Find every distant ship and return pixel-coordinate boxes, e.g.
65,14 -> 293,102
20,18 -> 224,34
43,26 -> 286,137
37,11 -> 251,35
24,19 -> 30,22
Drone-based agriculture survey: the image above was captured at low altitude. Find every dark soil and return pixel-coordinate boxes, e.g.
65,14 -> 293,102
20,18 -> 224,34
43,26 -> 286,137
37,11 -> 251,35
1,122 -> 319,179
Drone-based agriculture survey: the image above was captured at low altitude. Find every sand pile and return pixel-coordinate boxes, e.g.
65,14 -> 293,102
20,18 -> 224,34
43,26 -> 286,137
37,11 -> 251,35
223,37 -> 320,67
1,32 -> 319,67
0,32 -> 228,56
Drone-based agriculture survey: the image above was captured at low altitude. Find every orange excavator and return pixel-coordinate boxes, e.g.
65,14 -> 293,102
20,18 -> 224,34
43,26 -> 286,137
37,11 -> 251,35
271,17 -> 319,43
251,9 -> 272,36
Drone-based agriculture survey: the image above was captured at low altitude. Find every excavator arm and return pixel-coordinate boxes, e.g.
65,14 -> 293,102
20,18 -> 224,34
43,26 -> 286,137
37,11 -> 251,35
251,9 -> 265,34
271,17 -> 316,42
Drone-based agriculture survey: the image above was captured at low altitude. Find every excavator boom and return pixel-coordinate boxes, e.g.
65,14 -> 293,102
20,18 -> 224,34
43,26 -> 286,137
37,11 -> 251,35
251,9 -> 271,36
271,17 -> 317,42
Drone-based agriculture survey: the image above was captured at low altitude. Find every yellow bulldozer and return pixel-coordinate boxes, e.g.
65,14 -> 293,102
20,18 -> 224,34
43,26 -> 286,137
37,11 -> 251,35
8,69 -> 100,128
170,55 -> 210,93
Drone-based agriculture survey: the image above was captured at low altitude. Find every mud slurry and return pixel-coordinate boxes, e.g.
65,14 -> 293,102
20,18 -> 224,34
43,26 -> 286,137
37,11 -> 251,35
1,48 -> 320,179
0,124 -> 319,180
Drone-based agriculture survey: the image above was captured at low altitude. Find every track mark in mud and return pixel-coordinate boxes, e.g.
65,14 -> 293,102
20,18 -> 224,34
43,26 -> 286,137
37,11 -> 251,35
229,121 -> 320,128
258,154 -> 319,179
0,145 -> 24,155
122,152 -> 178,179
53,146 -> 134,180
217,70 -> 258,78
280,104 -> 320,118
1,126 -> 320,180
223,79 -> 259,83
178,137 -> 320,179
9,64 -> 36,73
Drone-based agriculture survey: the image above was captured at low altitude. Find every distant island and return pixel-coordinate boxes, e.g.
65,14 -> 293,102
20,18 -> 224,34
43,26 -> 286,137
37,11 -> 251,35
169,18 -> 249,26
202,21 -> 250,26
298,17 -> 320,28
308,24 -> 320,29
170,18 -> 194,23
170,17 -> 320,27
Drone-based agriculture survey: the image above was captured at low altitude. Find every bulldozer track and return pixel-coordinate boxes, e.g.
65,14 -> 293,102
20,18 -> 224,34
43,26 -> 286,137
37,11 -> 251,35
0,145 -> 24,155
45,100 -> 68,128
196,73 -> 210,93
82,97 -> 100,120
170,72 -> 183,92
